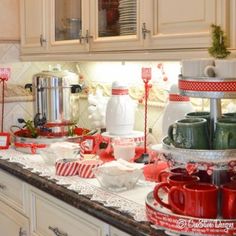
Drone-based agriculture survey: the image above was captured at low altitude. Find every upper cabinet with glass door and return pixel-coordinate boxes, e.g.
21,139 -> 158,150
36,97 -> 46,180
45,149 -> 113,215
48,0 -> 89,53
20,0 -> 90,55
89,0 -> 145,51
20,0 -> 231,58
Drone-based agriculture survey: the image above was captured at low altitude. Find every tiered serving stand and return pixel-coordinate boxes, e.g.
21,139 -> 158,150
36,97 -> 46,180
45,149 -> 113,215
148,76 -> 236,235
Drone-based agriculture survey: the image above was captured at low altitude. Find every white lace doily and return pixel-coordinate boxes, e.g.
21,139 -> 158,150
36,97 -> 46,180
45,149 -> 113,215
0,148 -> 156,222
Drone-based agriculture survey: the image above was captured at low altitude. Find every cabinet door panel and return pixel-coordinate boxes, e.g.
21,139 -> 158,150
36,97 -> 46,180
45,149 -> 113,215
110,226 -> 131,236
0,0 -> 20,41
20,0 -> 47,53
0,201 -> 29,236
89,0 -> 144,51
147,0 -> 229,49
48,0 -> 89,53
54,0 -> 82,41
0,170 -> 24,212
31,192 -> 105,236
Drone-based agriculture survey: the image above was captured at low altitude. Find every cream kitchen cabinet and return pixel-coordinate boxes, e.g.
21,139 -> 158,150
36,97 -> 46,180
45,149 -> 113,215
0,170 -> 29,236
110,226 -> 131,236
20,0 -> 230,59
20,0 -> 47,54
28,186 -> 124,236
88,0 -> 145,52
0,201 -> 29,236
20,0 -> 89,55
0,0 -> 20,41
0,169 -> 25,214
89,0 -> 229,52
144,0 -> 229,50
0,168 -> 132,236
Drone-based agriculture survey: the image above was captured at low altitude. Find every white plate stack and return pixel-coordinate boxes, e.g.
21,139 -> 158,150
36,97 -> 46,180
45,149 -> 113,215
118,0 -> 137,36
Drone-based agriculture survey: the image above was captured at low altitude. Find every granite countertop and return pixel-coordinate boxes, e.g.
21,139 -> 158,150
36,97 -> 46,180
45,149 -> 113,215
0,158 -> 168,236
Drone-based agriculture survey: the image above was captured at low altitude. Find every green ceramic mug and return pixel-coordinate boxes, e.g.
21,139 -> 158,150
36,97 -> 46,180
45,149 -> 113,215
168,118 -> 210,149
222,112 -> 236,119
185,111 -> 210,120
185,111 -> 210,132
213,118 -> 236,149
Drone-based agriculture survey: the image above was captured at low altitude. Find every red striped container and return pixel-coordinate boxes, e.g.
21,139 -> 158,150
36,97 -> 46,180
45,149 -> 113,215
78,159 -> 103,178
55,159 -> 80,176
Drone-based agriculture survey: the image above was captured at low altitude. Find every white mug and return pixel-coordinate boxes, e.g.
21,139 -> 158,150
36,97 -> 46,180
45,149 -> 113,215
181,59 -> 215,77
205,59 -> 236,78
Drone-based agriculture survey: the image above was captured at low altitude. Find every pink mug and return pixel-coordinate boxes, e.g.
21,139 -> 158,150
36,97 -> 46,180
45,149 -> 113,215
153,174 -> 199,211
221,182 -> 236,219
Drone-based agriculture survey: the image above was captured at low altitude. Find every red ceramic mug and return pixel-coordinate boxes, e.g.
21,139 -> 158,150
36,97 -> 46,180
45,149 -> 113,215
143,161 -> 168,182
158,167 -> 214,183
153,174 -> 199,211
157,167 -> 190,182
221,182 -> 236,219
169,183 -> 218,218
230,175 -> 236,182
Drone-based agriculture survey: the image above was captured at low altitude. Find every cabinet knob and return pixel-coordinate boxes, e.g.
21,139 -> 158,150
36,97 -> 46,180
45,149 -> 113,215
0,183 -> 6,190
40,34 -> 47,46
79,30 -> 93,44
85,30 -> 93,43
19,227 -> 27,236
142,23 -> 151,39
48,226 -> 68,236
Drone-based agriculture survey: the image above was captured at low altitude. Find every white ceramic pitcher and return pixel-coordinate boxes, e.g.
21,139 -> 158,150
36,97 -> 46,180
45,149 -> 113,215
106,81 -> 136,135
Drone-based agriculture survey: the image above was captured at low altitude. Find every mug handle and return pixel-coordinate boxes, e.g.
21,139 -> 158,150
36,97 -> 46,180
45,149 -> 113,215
168,124 -> 176,146
157,169 -> 170,182
204,65 -> 216,77
153,182 -> 171,210
168,186 -> 185,215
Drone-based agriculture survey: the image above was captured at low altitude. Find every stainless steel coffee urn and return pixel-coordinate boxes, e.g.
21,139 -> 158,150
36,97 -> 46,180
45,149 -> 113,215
31,69 -> 81,133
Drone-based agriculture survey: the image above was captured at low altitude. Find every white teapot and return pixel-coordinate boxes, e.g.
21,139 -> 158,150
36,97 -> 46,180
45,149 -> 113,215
106,81 -> 136,135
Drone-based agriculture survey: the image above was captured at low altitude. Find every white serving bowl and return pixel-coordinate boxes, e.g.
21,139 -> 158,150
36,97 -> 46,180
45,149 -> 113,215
50,142 -> 80,159
39,142 -> 80,165
38,148 -> 60,166
92,162 -> 143,192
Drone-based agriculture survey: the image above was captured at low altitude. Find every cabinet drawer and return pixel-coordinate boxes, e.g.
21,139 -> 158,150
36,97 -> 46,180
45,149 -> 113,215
0,200 -> 29,236
31,191 -> 106,236
0,170 -> 24,211
110,226 -> 131,236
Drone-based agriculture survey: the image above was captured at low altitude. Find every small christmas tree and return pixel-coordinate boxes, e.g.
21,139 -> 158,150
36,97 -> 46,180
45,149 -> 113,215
208,24 -> 231,59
